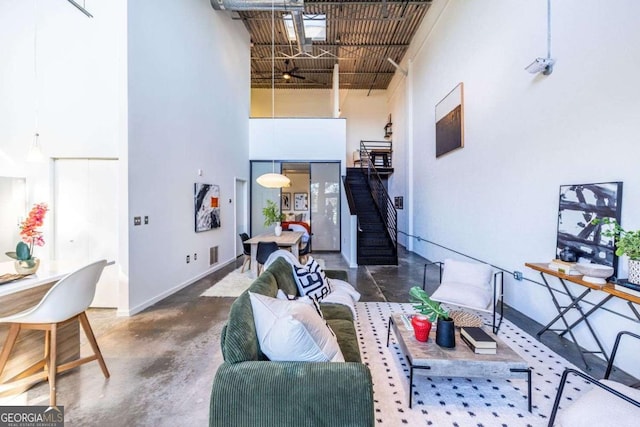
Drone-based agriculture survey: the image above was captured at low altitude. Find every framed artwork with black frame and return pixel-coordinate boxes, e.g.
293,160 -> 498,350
281,192 -> 291,210
556,181 -> 623,273
294,192 -> 308,211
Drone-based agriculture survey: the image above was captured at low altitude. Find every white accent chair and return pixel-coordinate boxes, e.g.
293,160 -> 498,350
548,331 -> 640,427
423,258 -> 504,333
0,260 -> 110,406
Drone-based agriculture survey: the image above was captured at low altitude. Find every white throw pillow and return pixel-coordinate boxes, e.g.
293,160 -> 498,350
441,259 -> 492,291
430,281 -> 492,311
557,379 -> 640,427
275,289 -> 324,319
329,279 -> 361,302
249,292 -> 344,362
293,257 -> 332,301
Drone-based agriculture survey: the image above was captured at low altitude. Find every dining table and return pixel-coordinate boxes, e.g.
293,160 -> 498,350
245,231 -> 304,277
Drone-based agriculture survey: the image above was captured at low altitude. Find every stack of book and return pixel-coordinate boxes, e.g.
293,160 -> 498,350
460,327 -> 497,354
401,314 -> 415,331
548,259 -> 581,276
614,280 -> 640,298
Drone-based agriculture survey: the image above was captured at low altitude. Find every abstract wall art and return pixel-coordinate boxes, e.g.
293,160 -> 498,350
435,82 -> 464,158
195,183 -> 220,232
556,182 -> 623,270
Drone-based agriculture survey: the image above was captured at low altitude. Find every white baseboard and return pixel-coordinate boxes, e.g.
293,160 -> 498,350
116,257 -> 237,317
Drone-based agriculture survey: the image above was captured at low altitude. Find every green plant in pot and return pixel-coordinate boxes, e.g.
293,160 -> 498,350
263,199 -> 285,236
591,218 -> 640,284
409,286 -> 455,347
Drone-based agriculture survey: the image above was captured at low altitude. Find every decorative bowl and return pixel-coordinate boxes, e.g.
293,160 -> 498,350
574,263 -> 614,284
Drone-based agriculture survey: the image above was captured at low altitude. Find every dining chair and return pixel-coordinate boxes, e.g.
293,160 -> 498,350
256,242 -> 279,275
298,235 -> 313,264
423,258 -> 504,333
239,233 -> 251,273
0,259 -> 110,406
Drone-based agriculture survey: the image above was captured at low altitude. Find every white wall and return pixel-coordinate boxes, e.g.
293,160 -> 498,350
339,90 -> 389,166
251,89 -> 389,166
249,118 -> 354,263
0,1 -> 128,305
251,89 -> 332,117
392,0 -> 640,376
126,0 -> 250,314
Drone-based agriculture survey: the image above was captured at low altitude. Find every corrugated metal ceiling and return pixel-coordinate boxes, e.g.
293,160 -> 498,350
236,0 -> 432,89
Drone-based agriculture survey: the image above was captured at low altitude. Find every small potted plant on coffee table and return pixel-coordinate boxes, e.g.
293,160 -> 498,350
409,286 -> 455,348
591,218 -> 640,284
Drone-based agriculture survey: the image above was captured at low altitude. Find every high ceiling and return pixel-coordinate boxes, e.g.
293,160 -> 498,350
234,0 -> 433,90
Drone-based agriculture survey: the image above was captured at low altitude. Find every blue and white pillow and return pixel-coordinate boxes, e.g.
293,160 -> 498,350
293,256 -> 332,302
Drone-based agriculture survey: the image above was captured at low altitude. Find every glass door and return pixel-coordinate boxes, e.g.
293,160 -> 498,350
310,162 -> 340,251
250,161 -> 282,236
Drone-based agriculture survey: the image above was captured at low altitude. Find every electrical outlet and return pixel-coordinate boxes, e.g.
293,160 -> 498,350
194,253 -> 197,261
134,216 -> 141,226
513,271 -> 523,281
186,255 -> 190,264
144,216 -> 149,225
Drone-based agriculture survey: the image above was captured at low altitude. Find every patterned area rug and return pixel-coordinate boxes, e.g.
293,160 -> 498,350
357,302 -> 586,427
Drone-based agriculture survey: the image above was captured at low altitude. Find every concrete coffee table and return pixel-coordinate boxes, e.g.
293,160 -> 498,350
387,314 -> 532,410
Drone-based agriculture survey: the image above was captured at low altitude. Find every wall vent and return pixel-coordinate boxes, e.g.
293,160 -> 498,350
209,246 -> 219,266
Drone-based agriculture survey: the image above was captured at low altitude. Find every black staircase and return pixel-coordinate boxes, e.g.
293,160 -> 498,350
344,167 -> 398,265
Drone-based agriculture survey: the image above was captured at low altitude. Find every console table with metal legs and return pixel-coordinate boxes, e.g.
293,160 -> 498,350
525,263 -> 613,370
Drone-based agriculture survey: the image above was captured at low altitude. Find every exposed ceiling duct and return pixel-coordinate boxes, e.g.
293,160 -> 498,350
210,0 -> 304,12
291,11 -> 312,54
211,0 -> 309,55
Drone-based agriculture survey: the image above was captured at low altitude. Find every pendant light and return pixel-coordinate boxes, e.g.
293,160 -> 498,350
256,1 -> 291,189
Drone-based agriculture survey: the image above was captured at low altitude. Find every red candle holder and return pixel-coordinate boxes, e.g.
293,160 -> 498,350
411,314 -> 432,342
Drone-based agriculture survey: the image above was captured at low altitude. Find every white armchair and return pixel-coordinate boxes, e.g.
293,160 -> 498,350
548,331 -> 640,426
423,258 -> 504,333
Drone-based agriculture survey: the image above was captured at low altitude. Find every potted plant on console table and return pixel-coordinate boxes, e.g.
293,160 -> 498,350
409,286 -> 455,348
592,218 -> 640,285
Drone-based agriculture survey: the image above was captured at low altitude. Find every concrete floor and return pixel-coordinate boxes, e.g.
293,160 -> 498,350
2,246 -> 635,425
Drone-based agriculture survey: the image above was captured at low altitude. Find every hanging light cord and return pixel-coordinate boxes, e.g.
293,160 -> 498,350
271,0 -> 276,174
546,0 -> 552,59
33,0 -> 39,137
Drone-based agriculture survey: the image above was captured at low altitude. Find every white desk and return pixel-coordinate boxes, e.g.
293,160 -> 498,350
0,259 -> 109,394
245,232 -> 304,277
0,260 -> 86,299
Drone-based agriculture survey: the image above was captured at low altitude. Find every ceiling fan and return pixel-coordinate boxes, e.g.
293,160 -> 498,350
282,60 -> 305,81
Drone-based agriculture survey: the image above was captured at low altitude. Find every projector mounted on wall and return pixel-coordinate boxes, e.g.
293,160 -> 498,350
525,57 -> 555,75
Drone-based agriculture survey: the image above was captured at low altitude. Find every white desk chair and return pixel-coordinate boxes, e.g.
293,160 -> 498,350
0,259 -> 110,406
423,258 -> 504,333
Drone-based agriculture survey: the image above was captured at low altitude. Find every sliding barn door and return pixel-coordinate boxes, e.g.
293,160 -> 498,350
310,162 -> 340,251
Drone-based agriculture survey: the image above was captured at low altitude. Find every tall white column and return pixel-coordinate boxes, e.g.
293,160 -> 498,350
406,59 -> 415,252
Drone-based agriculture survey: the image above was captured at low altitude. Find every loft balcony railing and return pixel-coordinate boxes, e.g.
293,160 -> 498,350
355,140 -> 393,169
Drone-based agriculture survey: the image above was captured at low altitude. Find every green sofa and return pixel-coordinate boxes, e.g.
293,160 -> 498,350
210,257 -> 374,427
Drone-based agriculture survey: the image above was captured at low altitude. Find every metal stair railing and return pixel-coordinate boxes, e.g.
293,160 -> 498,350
357,140 -> 392,169
360,142 -> 397,252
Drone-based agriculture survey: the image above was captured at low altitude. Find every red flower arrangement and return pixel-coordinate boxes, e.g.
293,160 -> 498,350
19,202 -> 49,257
